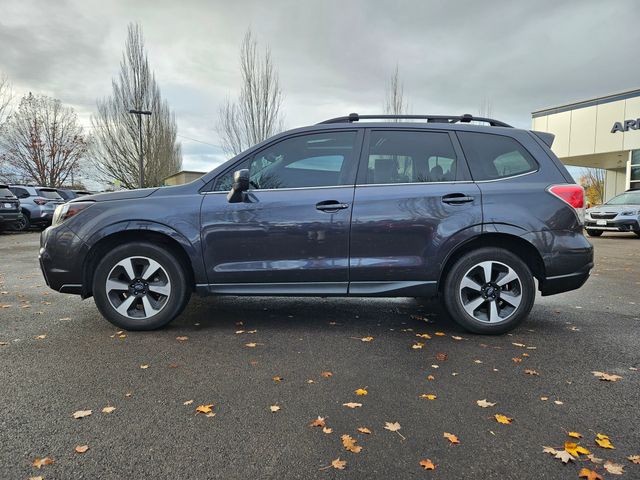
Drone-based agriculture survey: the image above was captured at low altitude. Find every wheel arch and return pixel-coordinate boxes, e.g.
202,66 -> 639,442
82,224 -> 199,298
438,232 -> 546,293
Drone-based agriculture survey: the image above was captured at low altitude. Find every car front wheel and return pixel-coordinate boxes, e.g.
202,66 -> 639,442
442,247 -> 535,334
92,242 -> 191,330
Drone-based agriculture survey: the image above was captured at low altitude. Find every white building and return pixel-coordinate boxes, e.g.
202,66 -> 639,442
532,88 -> 640,201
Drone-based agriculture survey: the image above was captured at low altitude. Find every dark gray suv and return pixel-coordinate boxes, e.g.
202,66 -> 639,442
39,114 -> 593,334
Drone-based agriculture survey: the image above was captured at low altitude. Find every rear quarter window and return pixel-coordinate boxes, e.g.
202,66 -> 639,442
457,132 -> 538,181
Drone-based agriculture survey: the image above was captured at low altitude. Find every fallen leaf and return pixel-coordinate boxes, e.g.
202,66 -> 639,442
434,332 -> 446,336
74,445 -> 89,454
384,421 -> 406,440
476,399 -> 496,408
495,414 -> 513,424
325,458 -> 346,470
355,388 -> 368,396
554,400 -> 564,405
272,376 -> 283,383
595,435 -> 615,449
360,336 -> 374,342
565,442 -> 590,456
524,369 -> 539,376
543,446 -> 558,455
451,335 -> 463,340
578,468 -> 603,480
419,459 -> 436,470
427,374 -> 435,381
245,342 -> 258,348
554,450 -> 575,463
587,454 -> 603,464
29,476 -> 43,480
183,400 -> 194,405
310,416 -> 326,428
412,342 -> 425,349
270,405 -> 280,412
443,432 -> 459,444
512,357 -> 523,363
341,434 -> 362,453
35,334 -> 46,340
568,432 -> 582,438
195,404 -> 214,414
474,360 -> 483,364
357,427 -> 372,434
323,427 -> 332,434
435,352 -> 448,361
420,394 -> 437,400
416,333 -> 432,339
32,457 -> 54,468
540,396 -> 549,401
628,455 -> 640,464
101,406 -> 116,414
592,371 -> 622,382
603,461 -> 624,475
140,364 -> 149,369
512,342 -> 526,347
72,410 -> 92,419
343,402 -> 362,409
320,371 -> 333,378
176,336 -> 188,341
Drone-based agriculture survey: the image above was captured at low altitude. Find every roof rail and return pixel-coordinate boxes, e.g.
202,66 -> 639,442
318,113 -> 512,128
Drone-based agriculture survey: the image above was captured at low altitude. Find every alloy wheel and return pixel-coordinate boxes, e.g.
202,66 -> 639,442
105,256 -> 171,319
458,260 -> 522,323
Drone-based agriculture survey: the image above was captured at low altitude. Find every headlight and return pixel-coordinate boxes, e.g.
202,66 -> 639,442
621,210 -> 639,216
52,201 -> 94,226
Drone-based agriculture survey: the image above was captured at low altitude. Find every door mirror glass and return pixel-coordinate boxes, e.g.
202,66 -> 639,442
227,169 -> 250,203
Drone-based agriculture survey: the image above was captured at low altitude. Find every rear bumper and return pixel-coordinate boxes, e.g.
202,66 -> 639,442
39,224 -> 88,294
539,263 -> 592,296
0,211 -> 20,226
584,218 -> 639,232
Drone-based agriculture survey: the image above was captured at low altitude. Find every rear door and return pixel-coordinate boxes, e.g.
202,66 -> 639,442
200,129 -> 362,294
349,128 -> 483,295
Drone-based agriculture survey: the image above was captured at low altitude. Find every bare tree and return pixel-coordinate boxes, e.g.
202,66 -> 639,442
0,73 -> 12,129
0,92 -> 86,187
92,23 -> 182,189
384,64 -> 409,116
217,29 -> 284,156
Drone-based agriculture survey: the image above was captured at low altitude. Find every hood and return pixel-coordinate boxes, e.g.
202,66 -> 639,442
72,187 -> 159,203
588,204 -> 640,213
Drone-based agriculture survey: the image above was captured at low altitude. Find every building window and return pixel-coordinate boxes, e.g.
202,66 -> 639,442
631,150 -> 640,190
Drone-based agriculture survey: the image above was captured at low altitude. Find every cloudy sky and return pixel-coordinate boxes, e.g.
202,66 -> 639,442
2,0 -> 639,174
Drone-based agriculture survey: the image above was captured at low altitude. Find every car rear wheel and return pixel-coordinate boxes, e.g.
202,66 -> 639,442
92,242 -> 191,330
13,214 -> 29,231
586,229 -> 603,237
442,247 -> 535,334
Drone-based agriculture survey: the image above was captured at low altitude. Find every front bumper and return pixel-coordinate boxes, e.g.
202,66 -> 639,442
39,224 -> 89,294
584,218 -> 640,232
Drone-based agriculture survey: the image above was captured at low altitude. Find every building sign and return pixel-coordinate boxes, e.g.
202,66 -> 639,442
611,119 -> 640,133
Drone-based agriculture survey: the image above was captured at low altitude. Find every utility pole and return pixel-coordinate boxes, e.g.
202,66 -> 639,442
128,109 -> 152,188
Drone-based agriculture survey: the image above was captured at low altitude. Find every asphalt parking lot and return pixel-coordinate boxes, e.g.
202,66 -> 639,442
1,231 -> 639,479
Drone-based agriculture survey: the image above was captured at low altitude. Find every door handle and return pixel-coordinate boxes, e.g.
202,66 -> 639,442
442,193 -> 475,204
316,200 -> 349,212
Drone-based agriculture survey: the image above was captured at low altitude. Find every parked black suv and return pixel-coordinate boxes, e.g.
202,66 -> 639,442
39,114 -> 593,334
0,184 -> 21,231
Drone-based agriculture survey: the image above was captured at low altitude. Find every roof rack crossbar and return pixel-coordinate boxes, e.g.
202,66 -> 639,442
318,113 -> 512,128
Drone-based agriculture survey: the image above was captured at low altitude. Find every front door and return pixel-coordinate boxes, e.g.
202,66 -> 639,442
349,128 -> 483,295
200,130 -> 362,294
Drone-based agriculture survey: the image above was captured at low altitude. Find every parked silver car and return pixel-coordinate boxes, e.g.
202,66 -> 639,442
8,185 -> 64,230
584,190 -> 640,237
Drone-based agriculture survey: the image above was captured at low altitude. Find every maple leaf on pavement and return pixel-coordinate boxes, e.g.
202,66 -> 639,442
384,422 -> 405,440
323,427 -> 332,434
554,450 -> 575,463
176,336 -> 188,341
270,405 -> 281,412
565,442 -> 590,456
494,414 -> 513,424
74,445 -> 89,454
310,416 -> 326,428
419,459 -> 436,470
72,410 -> 92,419
595,433 -> 615,449
320,371 -> 333,378
102,406 -> 116,414
586,454 -> 603,464
420,394 -> 437,400
443,432 -> 459,444
195,404 -> 214,414
603,461 -> 624,475
476,399 -> 496,408
183,400 -> 194,405
357,427 -> 372,434
412,342 -> 424,349
568,432 -> 582,438
543,446 -> 558,455
592,371 -> 622,381
32,457 -> 54,469
341,434 -> 362,453
628,455 -> 640,464
578,468 -> 603,480
355,388 -> 368,396
343,402 -> 362,409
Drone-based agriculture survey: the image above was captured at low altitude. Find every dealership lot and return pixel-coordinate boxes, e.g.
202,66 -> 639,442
0,232 -> 638,479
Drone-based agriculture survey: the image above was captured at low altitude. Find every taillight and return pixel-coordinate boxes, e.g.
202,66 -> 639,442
547,184 -> 585,223
52,201 -> 93,226
34,197 -> 48,205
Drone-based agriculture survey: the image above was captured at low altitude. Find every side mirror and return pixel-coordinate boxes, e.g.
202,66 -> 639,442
227,169 -> 250,203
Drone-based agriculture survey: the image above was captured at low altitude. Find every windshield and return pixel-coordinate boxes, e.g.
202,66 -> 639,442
37,189 -> 63,200
605,191 -> 640,206
0,187 -> 15,198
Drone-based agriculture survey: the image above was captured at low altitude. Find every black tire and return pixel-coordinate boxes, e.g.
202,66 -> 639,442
634,231 -> 640,238
586,229 -> 603,237
442,247 -> 535,334
92,242 -> 191,330
13,213 -> 30,231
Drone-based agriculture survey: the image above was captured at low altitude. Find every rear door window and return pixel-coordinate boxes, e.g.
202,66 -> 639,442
363,130 -> 458,184
37,189 -> 63,200
457,132 -> 538,181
